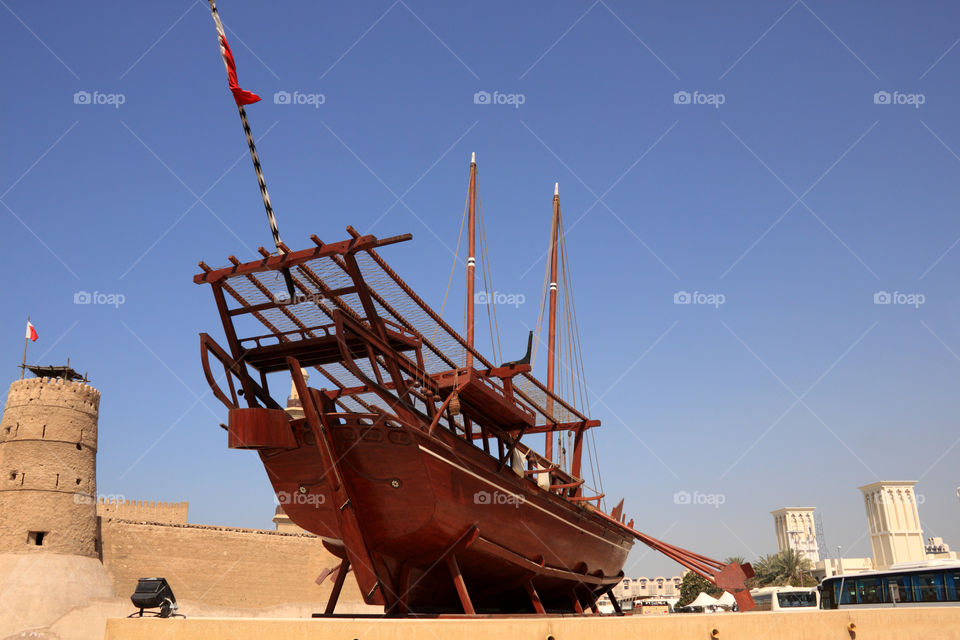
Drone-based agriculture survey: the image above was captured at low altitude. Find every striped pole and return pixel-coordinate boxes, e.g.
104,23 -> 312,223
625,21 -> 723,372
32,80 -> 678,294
208,0 -> 295,299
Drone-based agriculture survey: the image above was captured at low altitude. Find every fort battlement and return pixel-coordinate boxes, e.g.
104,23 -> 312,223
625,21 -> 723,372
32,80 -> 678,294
3,377 -> 101,414
97,498 -> 189,525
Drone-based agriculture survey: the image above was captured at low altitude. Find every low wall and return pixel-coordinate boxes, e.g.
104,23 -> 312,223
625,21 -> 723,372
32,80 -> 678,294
100,519 -> 367,610
106,608 -> 960,640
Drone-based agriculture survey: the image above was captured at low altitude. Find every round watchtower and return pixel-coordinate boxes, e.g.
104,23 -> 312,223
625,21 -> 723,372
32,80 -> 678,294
0,372 -> 100,557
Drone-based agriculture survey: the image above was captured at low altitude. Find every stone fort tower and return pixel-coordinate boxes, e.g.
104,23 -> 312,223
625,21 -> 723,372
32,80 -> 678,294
0,367 -> 101,557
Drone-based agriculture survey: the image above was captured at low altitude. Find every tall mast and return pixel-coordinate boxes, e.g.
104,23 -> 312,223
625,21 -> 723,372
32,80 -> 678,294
465,152 -> 477,371
545,182 -> 560,462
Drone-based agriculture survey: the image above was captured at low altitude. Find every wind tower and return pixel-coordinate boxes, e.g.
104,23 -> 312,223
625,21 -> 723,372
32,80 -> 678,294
771,507 -> 820,563
859,480 -> 926,568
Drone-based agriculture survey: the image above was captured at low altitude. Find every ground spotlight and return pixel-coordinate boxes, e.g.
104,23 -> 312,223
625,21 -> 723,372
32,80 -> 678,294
129,577 -> 183,618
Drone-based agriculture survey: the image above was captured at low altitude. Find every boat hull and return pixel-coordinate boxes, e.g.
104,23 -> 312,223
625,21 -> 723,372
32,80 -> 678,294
257,413 -> 633,613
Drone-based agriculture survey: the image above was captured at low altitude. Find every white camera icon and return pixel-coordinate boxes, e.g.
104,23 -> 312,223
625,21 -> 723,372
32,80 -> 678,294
74,91 -> 91,105
473,91 -> 491,105
474,490 -> 491,505
274,90 -> 292,105
874,91 -> 891,105
873,291 -> 891,304
74,291 -> 92,304
674,291 -> 691,304
673,91 -> 691,105
673,490 -> 691,505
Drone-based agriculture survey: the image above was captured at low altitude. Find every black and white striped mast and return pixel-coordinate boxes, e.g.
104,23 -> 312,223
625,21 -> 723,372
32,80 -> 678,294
207,0 -> 295,300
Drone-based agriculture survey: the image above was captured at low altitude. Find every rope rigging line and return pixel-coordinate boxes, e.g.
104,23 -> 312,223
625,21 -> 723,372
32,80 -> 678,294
436,178 -> 468,361
477,187 -> 503,365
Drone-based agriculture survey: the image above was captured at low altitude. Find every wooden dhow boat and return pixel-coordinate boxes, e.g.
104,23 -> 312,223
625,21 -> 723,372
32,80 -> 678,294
195,158 -> 754,615
196,1 -> 754,615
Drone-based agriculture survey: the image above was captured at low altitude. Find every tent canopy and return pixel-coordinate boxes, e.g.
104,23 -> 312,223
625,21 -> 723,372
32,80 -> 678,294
689,592 -> 720,608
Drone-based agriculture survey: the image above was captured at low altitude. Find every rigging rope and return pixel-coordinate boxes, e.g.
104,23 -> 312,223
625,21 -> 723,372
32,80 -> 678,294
434,185 -> 469,355
477,188 -> 503,365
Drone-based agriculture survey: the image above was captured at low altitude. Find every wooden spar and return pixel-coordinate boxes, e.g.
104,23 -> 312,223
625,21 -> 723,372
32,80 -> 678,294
466,153 -> 477,371
545,182 -> 560,462
206,0 -> 295,300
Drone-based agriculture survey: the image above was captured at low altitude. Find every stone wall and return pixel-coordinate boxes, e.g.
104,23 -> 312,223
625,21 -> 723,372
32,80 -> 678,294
97,498 -> 188,525
0,377 -> 100,557
99,518 -> 367,610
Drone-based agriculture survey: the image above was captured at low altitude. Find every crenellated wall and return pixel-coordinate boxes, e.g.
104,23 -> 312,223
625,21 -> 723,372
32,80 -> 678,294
97,498 -> 188,525
0,377 -> 101,557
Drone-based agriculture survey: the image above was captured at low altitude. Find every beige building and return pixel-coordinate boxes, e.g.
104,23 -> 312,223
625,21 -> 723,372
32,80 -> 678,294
782,481 -> 960,581
859,480 -> 927,568
613,574 -> 682,600
771,507 -> 819,563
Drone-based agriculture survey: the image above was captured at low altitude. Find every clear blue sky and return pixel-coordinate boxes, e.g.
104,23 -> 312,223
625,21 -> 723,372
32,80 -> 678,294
2,1 -> 959,578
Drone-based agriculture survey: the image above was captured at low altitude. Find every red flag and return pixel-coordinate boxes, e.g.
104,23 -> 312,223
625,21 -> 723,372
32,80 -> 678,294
25,321 -> 38,342
218,35 -> 261,106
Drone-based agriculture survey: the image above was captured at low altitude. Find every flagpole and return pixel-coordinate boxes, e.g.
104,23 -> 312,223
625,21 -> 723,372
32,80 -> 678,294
20,316 -> 29,379
207,0 -> 295,300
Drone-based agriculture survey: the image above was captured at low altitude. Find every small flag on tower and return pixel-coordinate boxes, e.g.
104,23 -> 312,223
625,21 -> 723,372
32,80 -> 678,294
25,321 -> 38,342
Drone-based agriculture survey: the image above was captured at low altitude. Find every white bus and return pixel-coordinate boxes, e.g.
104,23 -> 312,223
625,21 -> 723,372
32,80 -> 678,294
750,586 -> 819,612
819,561 -> 960,609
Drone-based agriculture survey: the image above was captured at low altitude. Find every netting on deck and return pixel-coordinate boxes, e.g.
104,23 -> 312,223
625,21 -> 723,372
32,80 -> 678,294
206,241 -> 585,428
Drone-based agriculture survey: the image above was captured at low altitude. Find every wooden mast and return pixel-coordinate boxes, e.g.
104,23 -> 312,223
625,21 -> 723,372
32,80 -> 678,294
465,153 -> 477,372
545,182 -> 560,462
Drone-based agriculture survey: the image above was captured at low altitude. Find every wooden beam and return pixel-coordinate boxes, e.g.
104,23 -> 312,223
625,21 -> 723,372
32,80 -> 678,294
446,554 -> 475,615
323,558 -> 350,616
524,581 -> 545,614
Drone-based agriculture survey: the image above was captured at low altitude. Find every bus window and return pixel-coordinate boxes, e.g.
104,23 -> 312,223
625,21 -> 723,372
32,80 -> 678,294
839,579 -> 858,605
948,572 -> 960,601
778,591 -> 817,608
856,578 -> 882,604
820,583 -> 837,609
752,593 -> 772,611
884,575 -> 912,604
913,573 -> 944,602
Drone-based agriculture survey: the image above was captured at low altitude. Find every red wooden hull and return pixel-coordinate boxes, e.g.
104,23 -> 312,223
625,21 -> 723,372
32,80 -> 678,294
259,413 -> 633,613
